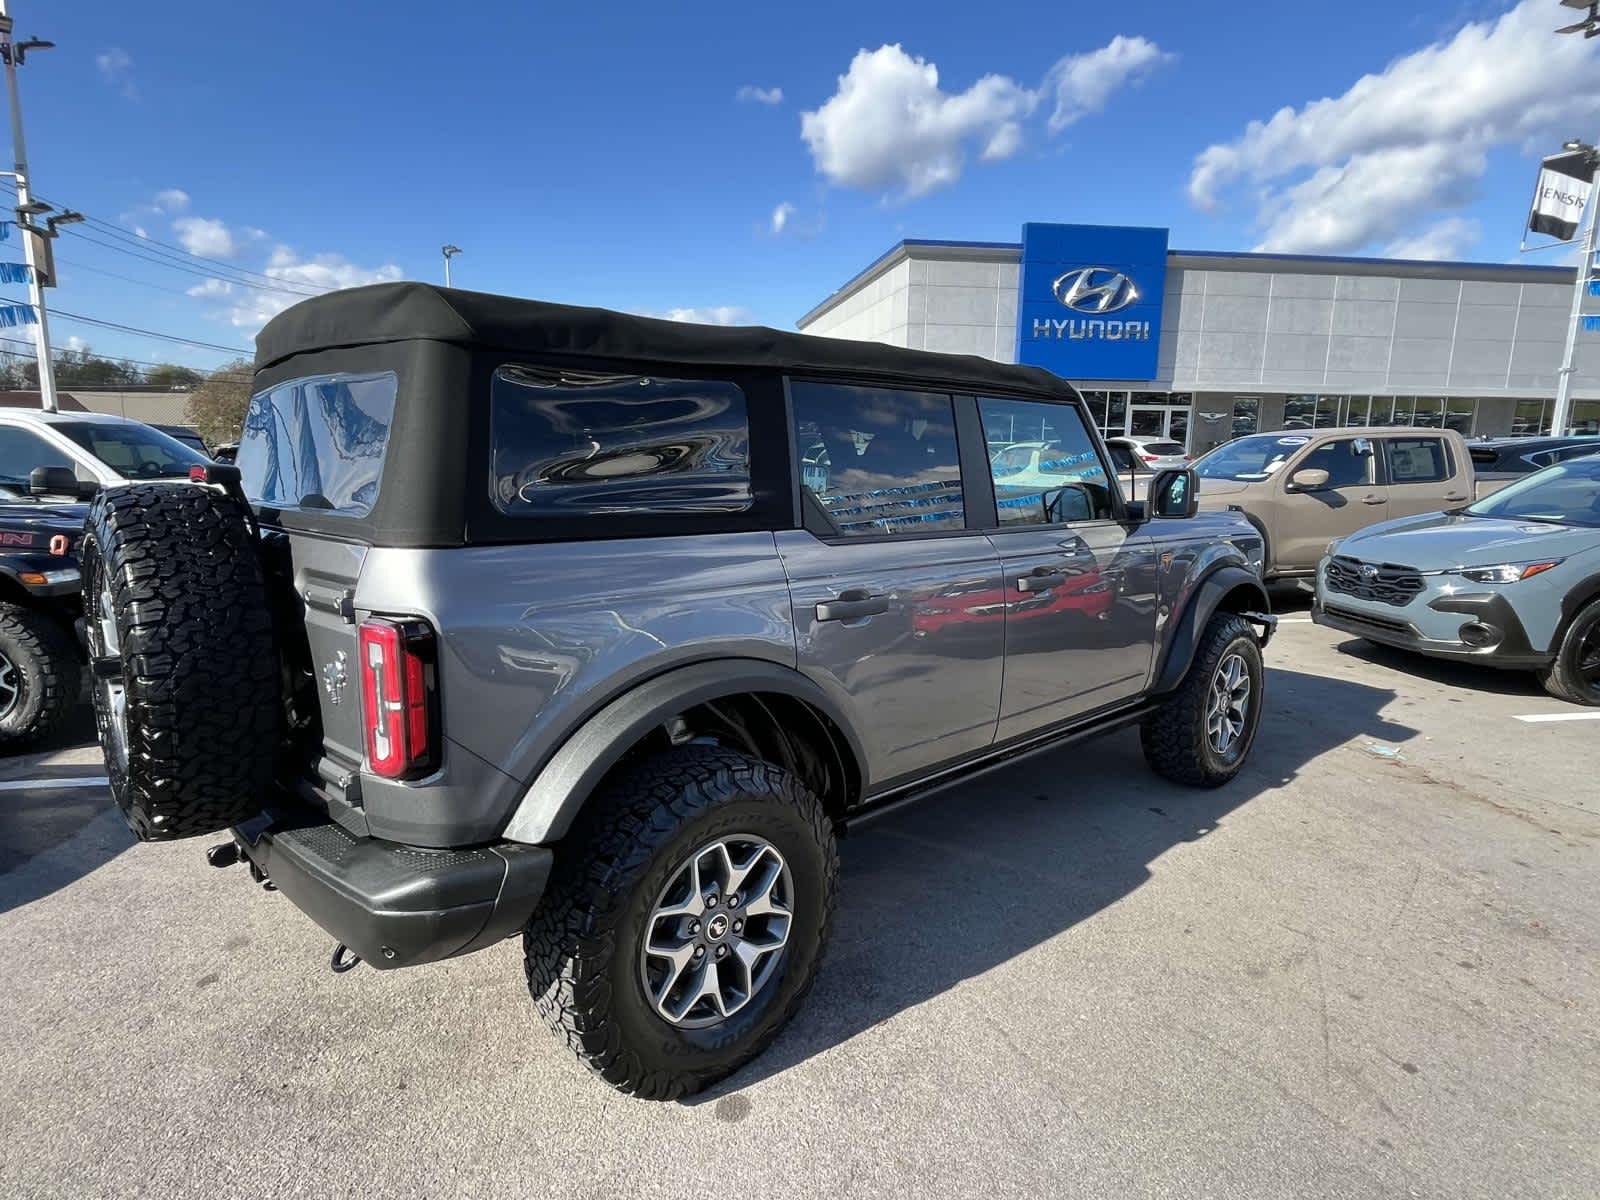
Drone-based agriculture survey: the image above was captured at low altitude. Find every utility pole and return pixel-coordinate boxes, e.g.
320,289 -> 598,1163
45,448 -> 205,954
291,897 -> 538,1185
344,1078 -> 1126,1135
0,2 -> 56,411
441,244 -> 461,288
1551,139 -> 1600,437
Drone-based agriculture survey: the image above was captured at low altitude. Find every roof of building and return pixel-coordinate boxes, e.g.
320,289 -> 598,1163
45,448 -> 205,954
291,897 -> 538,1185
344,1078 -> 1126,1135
0,391 -> 88,412
797,237 -> 1579,329
257,281 -> 1080,399
0,405 -> 146,426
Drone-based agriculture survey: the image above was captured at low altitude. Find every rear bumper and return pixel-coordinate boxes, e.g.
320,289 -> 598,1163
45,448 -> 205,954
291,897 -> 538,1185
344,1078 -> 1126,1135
232,805 -> 552,970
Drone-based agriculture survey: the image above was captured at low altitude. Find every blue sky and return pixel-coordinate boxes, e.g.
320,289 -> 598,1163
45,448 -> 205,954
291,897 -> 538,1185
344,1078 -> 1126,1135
10,0 -> 1600,375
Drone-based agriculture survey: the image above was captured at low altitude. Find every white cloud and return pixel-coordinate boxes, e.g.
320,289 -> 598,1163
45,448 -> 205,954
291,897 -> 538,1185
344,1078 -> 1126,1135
222,248 -> 402,332
1188,0 -> 1600,256
186,278 -> 235,299
801,39 -> 1170,199
659,306 -> 753,326
64,335 -> 87,353
95,48 -> 135,97
801,44 -> 1037,198
1043,35 -> 1172,133
153,188 -> 189,214
173,216 -> 239,258
737,85 -> 784,105
770,201 -> 796,234
1383,217 -> 1482,262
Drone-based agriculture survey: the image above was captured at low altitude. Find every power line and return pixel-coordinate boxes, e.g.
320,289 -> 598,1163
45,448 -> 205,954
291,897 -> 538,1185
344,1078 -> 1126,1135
58,227 -> 324,299
0,335 -> 252,379
49,309 -> 252,355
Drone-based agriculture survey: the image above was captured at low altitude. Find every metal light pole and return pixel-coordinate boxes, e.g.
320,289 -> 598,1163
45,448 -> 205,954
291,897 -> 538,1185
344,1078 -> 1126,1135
0,2 -> 56,411
441,244 -> 461,288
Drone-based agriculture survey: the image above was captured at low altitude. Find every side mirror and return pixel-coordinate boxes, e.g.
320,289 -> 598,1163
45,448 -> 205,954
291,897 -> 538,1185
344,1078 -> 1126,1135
1146,468 -> 1200,519
28,465 -> 79,497
1289,467 -> 1330,491
76,479 -> 101,499
1041,483 -> 1094,524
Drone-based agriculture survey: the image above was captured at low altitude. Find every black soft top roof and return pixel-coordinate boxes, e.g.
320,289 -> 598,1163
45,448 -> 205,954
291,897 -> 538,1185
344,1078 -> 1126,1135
255,281 -> 1076,399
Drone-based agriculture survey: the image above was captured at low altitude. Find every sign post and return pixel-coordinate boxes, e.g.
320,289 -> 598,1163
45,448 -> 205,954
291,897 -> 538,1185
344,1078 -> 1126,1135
1528,144 -> 1600,436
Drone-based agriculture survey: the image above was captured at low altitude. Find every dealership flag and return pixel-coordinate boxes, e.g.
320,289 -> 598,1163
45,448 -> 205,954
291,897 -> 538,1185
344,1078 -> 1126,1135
1527,149 -> 1597,242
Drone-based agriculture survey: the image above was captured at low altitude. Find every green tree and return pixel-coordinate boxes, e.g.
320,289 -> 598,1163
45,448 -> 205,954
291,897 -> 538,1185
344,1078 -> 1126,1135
185,358 -> 254,447
145,363 -> 203,389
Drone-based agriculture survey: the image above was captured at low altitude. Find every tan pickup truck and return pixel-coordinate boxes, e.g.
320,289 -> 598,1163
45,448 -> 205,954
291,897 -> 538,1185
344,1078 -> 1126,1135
1191,426 -> 1508,581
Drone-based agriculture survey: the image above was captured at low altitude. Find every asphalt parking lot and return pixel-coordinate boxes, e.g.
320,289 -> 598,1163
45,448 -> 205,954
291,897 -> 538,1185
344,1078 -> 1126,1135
2,592 -> 1597,1199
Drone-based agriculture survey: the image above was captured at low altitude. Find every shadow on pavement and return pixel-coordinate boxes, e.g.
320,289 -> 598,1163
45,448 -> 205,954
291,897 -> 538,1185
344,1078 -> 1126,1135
0,722 -> 128,913
696,664 -> 1416,1099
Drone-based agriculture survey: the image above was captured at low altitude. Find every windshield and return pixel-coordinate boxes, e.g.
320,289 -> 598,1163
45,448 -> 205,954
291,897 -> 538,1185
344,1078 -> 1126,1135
1464,457 -> 1600,528
55,421 -> 208,480
1194,433 -> 1312,481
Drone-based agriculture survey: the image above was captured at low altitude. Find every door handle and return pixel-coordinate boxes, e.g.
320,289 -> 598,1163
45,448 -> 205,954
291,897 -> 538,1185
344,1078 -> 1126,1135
1442,492 -> 1468,503
1016,567 -> 1066,593
815,590 -> 889,622
1360,495 -> 1386,505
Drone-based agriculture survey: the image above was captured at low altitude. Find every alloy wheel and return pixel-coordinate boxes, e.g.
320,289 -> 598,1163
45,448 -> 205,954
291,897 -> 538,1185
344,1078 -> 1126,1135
639,834 -> 793,1029
0,650 -> 17,719
96,579 -> 128,771
1206,651 -> 1251,757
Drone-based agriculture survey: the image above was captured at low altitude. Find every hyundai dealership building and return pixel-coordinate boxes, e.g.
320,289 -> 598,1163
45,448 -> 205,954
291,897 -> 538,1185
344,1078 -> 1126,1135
797,223 -> 1600,457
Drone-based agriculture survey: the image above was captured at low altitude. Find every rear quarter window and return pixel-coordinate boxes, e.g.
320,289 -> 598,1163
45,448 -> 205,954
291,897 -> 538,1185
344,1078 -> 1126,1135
237,371 -> 396,516
490,366 -> 751,515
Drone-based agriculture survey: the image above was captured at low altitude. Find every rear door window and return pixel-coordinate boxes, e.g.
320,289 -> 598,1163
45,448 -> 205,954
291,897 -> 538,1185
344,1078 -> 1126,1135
790,381 -> 963,536
238,371 -> 396,515
491,366 -> 751,515
1383,437 -> 1449,484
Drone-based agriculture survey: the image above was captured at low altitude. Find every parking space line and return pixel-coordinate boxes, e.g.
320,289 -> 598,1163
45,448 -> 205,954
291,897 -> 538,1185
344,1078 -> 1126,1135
1275,616 -> 1314,624
1511,713 -> 1600,724
0,776 -> 110,792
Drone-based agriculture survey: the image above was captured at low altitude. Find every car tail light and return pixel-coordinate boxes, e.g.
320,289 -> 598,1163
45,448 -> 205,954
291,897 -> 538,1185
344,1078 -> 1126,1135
358,617 -> 439,779
1141,454 -> 1159,463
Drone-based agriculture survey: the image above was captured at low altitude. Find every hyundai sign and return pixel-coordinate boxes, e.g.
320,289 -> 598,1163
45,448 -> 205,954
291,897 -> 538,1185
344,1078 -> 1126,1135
1015,223 -> 1168,381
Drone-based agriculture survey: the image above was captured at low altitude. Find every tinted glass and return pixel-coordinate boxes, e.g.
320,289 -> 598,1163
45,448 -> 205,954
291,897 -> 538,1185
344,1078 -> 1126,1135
981,397 -> 1112,525
1297,439 -> 1373,488
791,382 -> 962,536
1384,437 -> 1448,483
491,367 -> 749,516
238,371 -> 396,516
57,421 -> 206,480
1144,441 -> 1185,456
1466,457 -> 1600,528
0,425 -> 64,488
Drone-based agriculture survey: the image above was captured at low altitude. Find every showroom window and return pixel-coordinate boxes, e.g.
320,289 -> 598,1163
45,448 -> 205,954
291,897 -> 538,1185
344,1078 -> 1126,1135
790,381 -> 963,537
980,397 -> 1114,526
1512,399 -> 1547,435
1231,396 -> 1261,438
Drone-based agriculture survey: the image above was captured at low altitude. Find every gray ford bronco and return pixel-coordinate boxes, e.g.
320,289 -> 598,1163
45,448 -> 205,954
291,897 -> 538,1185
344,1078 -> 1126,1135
83,282 -> 1275,1098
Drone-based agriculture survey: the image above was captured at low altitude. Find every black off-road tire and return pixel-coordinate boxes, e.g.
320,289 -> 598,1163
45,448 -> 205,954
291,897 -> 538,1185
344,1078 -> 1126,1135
1141,612 -> 1264,787
80,483 -> 280,841
524,746 -> 837,1100
1537,599 -> 1600,707
0,603 -> 80,748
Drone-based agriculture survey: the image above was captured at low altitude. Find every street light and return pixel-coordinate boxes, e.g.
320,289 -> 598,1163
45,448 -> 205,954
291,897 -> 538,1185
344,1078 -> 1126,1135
441,244 -> 462,288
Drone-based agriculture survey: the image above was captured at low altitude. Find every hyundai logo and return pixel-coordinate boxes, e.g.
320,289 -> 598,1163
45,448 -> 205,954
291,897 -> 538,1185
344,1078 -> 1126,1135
1052,267 -> 1140,314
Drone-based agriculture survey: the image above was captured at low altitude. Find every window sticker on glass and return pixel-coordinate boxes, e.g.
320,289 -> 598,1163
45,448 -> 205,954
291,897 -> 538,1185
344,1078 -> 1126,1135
1276,436 -> 1310,446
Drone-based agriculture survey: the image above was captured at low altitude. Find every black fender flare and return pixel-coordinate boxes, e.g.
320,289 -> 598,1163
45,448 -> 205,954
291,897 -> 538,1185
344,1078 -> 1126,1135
1151,565 -> 1272,695
1552,571 -> 1600,654
501,658 -> 869,845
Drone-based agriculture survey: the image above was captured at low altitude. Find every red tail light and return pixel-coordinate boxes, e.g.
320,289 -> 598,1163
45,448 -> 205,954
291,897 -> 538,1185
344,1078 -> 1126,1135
357,617 -> 440,779
1141,454 -> 1159,463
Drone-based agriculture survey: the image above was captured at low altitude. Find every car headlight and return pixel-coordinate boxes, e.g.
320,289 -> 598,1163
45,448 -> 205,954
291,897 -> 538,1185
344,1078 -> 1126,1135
1325,538 -> 1341,558
1456,560 -> 1562,584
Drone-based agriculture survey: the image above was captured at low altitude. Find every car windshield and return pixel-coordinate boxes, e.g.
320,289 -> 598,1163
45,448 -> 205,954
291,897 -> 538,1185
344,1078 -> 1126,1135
54,420 -> 209,479
1194,433 -> 1311,481
1464,457 -> 1600,529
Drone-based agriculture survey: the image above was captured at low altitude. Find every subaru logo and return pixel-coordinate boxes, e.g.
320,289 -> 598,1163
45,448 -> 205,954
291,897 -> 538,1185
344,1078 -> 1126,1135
1359,564 -> 1379,581
1052,267 -> 1140,314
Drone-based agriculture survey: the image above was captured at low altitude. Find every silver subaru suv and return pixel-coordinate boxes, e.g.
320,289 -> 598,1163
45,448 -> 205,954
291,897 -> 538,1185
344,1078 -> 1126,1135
81,282 -> 1275,1098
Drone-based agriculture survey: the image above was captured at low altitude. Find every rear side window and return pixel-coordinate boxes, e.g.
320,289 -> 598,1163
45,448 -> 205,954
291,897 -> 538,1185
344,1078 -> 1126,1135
238,371 -> 396,516
790,381 -> 963,536
1384,437 -> 1449,484
491,366 -> 751,515
981,397 -> 1113,525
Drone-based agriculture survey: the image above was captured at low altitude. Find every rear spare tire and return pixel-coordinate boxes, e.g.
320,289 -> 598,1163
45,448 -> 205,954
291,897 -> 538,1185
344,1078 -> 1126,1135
81,483 -> 280,841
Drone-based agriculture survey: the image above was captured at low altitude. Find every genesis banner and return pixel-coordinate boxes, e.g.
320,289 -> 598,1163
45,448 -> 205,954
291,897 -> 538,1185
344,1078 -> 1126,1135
1527,149 -> 1596,242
